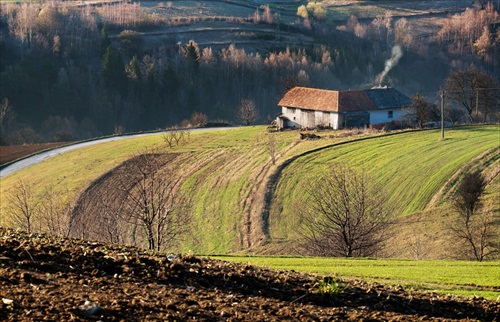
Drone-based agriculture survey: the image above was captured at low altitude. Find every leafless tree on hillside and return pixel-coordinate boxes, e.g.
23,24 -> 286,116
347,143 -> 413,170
262,5 -> 273,24
450,171 -> 499,261
6,180 -> 39,234
8,3 -> 38,49
443,66 -> 499,123
394,18 -> 413,48
95,196 -> 125,244
0,98 -> 10,126
163,126 -> 188,148
70,169 -> 134,244
70,192 -> 92,241
266,133 -> 278,165
39,188 -> 75,237
238,99 -> 258,125
118,152 -> 189,251
402,94 -> 439,127
298,164 -> 394,257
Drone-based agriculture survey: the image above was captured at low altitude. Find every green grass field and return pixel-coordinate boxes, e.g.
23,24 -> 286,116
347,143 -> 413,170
0,127 -> 299,253
269,126 -> 500,242
212,255 -> 500,300
0,126 -> 366,253
1,125 -> 498,256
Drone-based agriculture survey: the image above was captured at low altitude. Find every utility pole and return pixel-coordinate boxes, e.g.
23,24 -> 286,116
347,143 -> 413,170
440,90 -> 445,140
476,89 -> 479,124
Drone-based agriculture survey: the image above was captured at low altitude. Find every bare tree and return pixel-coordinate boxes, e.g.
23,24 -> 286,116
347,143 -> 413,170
191,112 -> 208,127
70,168 -> 134,244
298,164 -> 394,257
407,231 -> 427,260
403,93 -> 439,127
266,132 -> 278,165
6,180 -> 39,233
163,126 -> 188,149
38,188 -> 79,238
8,3 -> 38,50
0,98 -> 11,144
163,129 -> 176,149
96,197 -> 124,244
0,98 -> 10,125
450,171 -> 499,261
70,191 -> 93,241
118,152 -> 189,251
261,5 -> 274,24
443,66 -> 499,123
394,18 -> 413,48
238,99 -> 258,125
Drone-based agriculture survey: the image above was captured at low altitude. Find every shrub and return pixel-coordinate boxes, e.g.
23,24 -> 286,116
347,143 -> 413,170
316,277 -> 346,297
191,112 -> 208,127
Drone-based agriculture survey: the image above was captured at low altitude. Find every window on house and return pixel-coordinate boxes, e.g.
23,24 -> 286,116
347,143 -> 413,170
288,107 -> 296,114
388,110 -> 393,119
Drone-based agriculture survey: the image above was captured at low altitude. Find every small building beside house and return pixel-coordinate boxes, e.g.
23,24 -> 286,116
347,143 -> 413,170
276,86 -> 412,130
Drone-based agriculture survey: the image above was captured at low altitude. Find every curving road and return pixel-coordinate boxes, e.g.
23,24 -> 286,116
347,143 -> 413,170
0,127 -> 233,179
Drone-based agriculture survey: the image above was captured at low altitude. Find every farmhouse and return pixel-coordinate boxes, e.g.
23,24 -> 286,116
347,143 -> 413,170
276,87 -> 412,130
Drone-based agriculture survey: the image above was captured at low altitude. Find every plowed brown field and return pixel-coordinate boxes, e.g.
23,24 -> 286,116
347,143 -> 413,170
1,227 -> 498,321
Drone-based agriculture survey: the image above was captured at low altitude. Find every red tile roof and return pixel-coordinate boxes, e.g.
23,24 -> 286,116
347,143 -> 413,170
278,87 -> 339,112
278,87 -> 410,112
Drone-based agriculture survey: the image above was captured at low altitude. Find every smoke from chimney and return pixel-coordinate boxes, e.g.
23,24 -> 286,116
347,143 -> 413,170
377,45 -> 403,87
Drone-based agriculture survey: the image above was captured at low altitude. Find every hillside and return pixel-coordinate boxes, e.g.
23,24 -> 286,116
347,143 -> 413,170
267,126 -> 500,258
1,125 -> 498,258
1,227 -> 499,321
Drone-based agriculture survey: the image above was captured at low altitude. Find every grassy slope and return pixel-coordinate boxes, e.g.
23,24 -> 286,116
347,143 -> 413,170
0,127 -> 300,253
0,125 -> 498,256
268,126 -> 500,245
0,134 -> 166,208
156,127 -> 358,253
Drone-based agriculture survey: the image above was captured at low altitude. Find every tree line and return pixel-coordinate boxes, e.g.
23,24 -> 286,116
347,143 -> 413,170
0,1 -> 499,145
332,3 -> 499,78
0,1 -> 371,144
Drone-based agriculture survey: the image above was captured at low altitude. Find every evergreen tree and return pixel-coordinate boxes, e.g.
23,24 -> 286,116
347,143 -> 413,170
126,55 -> 141,81
102,46 -> 126,92
183,40 -> 200,70
100,25 -> 111,55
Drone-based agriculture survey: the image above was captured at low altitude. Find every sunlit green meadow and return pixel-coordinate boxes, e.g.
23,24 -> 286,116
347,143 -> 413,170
212,255 -> 500,300
269,125 -> 500,241
1,125 -> 498,255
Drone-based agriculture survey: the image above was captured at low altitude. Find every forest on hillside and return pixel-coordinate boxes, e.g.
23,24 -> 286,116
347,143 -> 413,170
0,1 -> 499,144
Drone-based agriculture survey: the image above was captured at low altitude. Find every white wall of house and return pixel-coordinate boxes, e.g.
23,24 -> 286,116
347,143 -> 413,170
281,107 -> 300,128
323,111 -> 341,129
369,109 -> 403,124
301,110 -> 312,127
315,111 -> 324,125
280,106 -> 342,129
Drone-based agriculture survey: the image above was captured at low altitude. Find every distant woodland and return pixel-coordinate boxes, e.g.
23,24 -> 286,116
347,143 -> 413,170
0,1 -> 499,144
